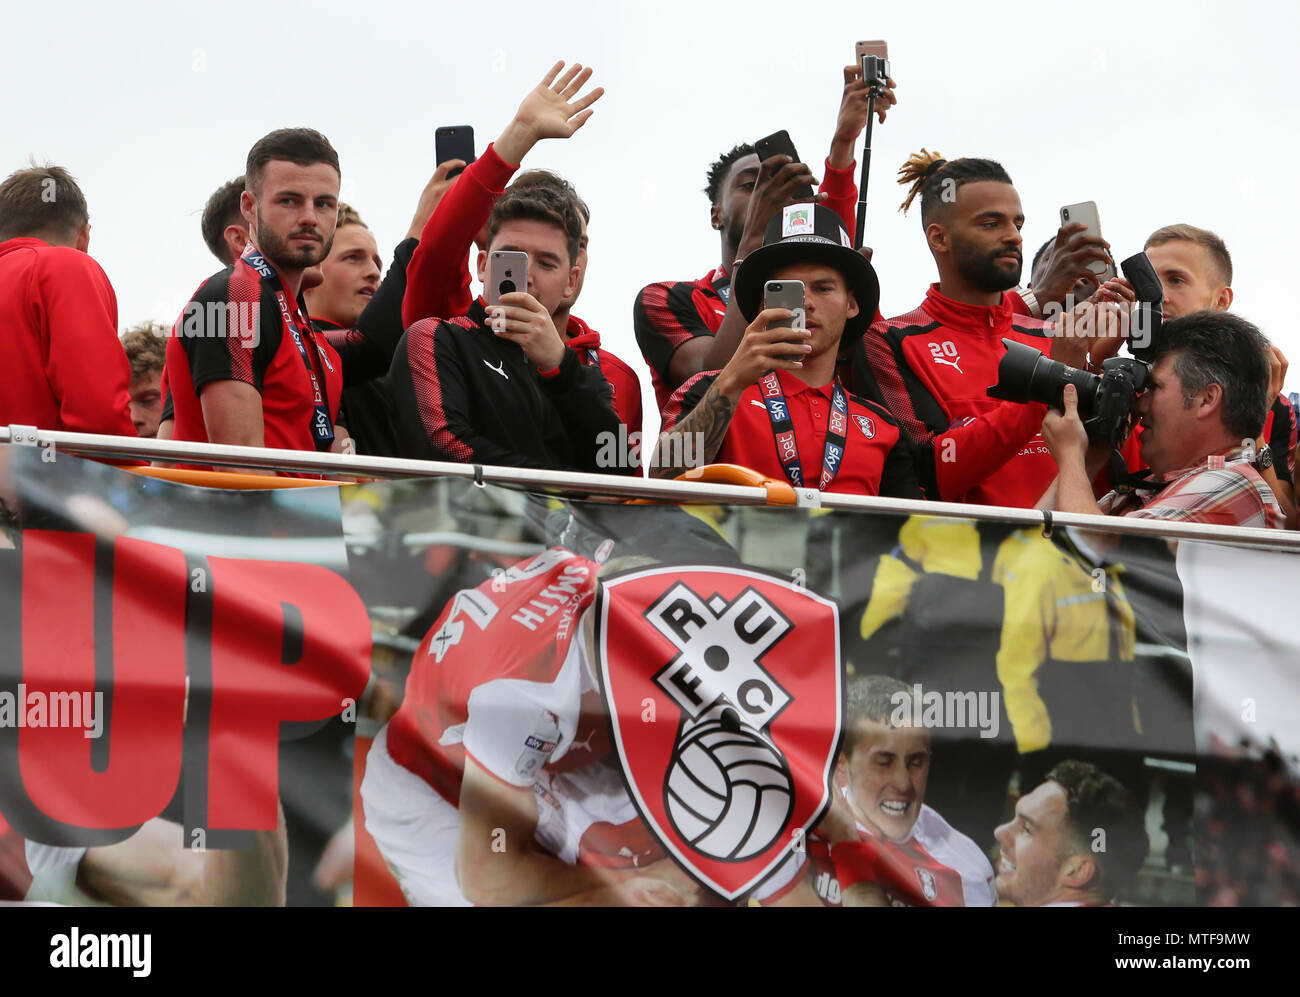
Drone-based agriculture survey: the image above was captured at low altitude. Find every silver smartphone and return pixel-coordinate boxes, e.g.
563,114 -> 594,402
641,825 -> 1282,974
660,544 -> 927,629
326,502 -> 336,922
764,279 -> 806,339
486,251 -> 528,306
1059,201 -> 1117,282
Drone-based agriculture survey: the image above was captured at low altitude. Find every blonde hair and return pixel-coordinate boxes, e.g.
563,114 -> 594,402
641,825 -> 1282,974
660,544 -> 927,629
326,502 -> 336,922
897,148 -> 947,215
336,202 -> 366,229
1145,223 -> 1232,286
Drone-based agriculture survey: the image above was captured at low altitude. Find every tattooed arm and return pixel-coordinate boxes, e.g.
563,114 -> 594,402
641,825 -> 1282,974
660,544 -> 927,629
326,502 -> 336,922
650,375 -> 739,478
650,306 -> 812,479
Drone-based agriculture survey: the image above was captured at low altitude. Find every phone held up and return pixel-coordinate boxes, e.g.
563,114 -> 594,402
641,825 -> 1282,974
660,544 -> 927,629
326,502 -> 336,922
764,279 -> 806,341
753,130 -> 815,202
487,251 -> 528,307
435,125 -> 476,180
1060,201 -> 1117,283
854,39 -> 890,91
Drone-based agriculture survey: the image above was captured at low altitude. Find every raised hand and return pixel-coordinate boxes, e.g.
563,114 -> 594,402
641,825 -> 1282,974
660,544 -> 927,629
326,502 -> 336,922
1266,344 -> 1288,401
1033,222 -> 1113,308
829,64 -> 899,168
489,291 -> 567,371
736,156 -> 824,259
1041,383 -> 1090,464
496,60 -> 605,165
406,159 -> 467,239
716,307 -> 812,397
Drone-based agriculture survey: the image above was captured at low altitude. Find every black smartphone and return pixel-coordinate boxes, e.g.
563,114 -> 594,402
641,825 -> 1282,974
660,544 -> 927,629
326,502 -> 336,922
435,125 -> 476,179
753,130 -> 815,201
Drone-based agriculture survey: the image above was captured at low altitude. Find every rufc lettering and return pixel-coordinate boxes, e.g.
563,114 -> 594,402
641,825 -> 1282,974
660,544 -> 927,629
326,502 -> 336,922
0,530 -> 371,848
597,566 -> 842,900
647,583 -> 792,726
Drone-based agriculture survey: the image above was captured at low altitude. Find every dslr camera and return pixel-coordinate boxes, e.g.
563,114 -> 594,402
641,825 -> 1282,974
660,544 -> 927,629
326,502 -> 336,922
986,252 -> 1165,448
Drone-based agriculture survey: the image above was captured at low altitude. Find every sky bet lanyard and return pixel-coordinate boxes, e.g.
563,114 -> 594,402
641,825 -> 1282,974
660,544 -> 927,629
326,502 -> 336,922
758,372 -> 849,490
241,246 -> 335,450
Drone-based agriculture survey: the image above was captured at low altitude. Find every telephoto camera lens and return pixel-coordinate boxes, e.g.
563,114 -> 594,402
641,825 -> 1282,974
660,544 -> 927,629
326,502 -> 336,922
987,339 -> 1101,414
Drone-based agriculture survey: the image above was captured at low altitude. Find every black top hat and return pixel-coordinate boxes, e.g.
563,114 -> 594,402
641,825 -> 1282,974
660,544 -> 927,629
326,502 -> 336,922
732,203 -> 880,344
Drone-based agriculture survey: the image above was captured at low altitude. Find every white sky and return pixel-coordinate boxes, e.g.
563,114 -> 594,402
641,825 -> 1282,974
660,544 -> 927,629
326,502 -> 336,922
6,0 -> 1299,443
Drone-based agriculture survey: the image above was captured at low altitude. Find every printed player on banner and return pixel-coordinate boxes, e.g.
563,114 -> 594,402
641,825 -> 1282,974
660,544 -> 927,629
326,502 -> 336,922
360,506 -> 843,905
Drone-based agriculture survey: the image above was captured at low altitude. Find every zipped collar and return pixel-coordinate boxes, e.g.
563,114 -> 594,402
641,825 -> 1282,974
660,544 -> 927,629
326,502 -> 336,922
921,282 -> 1015,337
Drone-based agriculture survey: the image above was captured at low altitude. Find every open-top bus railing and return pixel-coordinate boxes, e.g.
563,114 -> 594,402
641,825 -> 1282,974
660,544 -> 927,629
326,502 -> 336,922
6,423 -> 1299,553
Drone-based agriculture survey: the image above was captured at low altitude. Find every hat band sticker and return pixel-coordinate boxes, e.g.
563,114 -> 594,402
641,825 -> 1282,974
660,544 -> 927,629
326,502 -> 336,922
782,204 -> 815,238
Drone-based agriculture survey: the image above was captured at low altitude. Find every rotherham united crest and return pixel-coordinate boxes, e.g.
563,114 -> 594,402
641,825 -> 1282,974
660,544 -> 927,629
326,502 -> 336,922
917,867 -> 938,903
596,566 -> 842,901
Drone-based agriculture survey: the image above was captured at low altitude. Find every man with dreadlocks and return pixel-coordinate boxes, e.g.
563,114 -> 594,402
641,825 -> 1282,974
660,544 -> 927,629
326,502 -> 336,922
850,151 -> 1130,508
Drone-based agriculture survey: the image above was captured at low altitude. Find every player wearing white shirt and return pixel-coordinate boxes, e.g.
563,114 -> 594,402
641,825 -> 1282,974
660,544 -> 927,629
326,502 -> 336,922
362,546 -> 810,906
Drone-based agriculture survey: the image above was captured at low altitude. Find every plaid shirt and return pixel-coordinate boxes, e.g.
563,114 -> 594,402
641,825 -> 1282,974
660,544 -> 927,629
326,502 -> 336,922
1098,446 -> 1284,530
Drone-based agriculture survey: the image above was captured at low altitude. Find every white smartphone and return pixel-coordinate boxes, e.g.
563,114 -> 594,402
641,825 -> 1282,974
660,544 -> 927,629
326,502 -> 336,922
764,279 -> 806,339
486,251 -> 528,306
1059,201 -> 1117,282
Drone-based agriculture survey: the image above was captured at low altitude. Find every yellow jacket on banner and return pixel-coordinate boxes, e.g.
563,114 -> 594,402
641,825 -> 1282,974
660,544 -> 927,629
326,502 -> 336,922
992,529 -> 1136,755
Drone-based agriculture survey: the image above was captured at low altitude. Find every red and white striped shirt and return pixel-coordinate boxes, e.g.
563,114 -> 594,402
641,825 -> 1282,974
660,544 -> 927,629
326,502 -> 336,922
1098,446 -> 1284,530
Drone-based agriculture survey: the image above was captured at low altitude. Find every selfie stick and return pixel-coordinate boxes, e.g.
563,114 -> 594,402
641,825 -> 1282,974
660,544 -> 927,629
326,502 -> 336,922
853,55 -> 890,251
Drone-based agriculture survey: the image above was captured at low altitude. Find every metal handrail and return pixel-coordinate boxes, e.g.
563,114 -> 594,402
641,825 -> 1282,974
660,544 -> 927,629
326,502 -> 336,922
5,424 -> 1300,552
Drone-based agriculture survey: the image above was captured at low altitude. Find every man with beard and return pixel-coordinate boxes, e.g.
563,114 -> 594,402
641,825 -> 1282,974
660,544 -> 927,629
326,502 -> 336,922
851,151 -> 1128,508
165,129 -> 353,466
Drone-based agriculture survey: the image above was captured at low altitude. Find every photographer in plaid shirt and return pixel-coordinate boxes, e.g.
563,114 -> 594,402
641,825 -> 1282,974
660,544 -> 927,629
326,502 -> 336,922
1037,311 -> 1284,530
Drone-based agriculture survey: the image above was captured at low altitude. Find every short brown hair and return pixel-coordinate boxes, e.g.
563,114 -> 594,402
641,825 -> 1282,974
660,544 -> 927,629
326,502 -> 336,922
487,183 -> 581,265
0,163 -> 89,242
201,176 -> 247,264
119,322 -> 168,379
1046,760 -> 1149,902
510,170 -> 590,225
245,128 -> 340,197
1145,223 -> 1233,286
